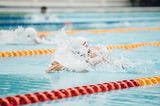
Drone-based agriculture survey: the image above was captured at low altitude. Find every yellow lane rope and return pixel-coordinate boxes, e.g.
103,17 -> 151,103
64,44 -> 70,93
106,42 -> 160,50
0,42 -> 160,57
38,27 -> 160,35
136,76 -> 160,86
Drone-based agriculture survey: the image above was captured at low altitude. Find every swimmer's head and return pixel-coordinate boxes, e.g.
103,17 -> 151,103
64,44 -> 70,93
25,27 -> 37,38
70,37 -> 88,56
25,27 -> 38,44
71,37 -> 88,49
41,6 -> 47,14
16,27 -> 38,44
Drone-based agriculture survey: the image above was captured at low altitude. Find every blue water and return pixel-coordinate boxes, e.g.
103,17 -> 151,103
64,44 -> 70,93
0,12 -> 160,106
1,12 -> 160,30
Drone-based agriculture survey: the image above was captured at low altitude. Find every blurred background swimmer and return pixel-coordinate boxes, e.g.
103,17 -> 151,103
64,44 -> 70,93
0,27 -> 55,44
45,36 -> 108,73
28,6 -> 60,23
41,6 -> 47,14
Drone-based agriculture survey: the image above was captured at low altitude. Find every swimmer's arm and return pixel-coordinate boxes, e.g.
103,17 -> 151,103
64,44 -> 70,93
45,62 -> 64,73
36,35 -> 54,44
39,34 -> 46,39
87,49 -> 107,66
88,59 -> 103,66
102,56 -> 107,62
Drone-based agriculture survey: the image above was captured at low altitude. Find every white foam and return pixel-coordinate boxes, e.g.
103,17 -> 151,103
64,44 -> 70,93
49,29 -> 113,72
0,27 -> 38,44
49,27 -> 137,72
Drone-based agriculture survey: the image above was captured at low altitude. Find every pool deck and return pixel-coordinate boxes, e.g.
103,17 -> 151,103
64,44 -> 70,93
0,0 -> 160,13
0,6 -> 160,13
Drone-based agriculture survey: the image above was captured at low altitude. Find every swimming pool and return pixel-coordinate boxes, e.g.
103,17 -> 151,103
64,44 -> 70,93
0,12 -> 160,106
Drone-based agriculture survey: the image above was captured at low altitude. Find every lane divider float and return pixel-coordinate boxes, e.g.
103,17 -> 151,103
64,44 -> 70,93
38,27 -> 160,35
0,42 -> 160,57
0,76 -> 159,106
1,19 -> 160,26
0,49 -> 55,57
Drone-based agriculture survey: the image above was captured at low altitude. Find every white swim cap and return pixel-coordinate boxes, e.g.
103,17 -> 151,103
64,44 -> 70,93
25,27 -> 37,37
15,27 -> 38,44
71,37 -> 88,49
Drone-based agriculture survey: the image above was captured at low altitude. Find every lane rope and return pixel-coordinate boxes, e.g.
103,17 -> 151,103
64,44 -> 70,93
0,16 -> 159,20
0,76 -> 159,106
38,27 -> 160,35
0,42 -> 160,57
1,19 -> 160,26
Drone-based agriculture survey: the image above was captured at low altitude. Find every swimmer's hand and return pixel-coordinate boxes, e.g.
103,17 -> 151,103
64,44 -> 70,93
45,61 -> 64,73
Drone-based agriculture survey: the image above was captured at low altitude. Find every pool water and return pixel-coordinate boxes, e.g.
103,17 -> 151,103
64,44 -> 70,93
1,12 -> 160,31
0,12 -> 160,106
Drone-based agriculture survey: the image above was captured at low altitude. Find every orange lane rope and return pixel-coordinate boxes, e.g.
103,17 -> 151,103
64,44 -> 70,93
0,42 -> 160,57
38,27 -> 160,35
0,76 -> 159,106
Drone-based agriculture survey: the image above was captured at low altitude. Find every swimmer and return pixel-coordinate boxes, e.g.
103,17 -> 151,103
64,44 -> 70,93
29,6 -> 59,23
41,6 -> 47,14
45,37 -> 107,73
0,27 -> 53,44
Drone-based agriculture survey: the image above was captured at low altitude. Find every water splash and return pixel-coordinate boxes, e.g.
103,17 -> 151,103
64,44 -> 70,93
47,27 -> 157,73
49,27 -> 89,72
48,28 -> 134,72
0,27 -> 57,45
0,27 -> 38,44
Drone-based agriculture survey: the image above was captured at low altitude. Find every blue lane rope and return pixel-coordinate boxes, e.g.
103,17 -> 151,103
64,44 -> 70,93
0,16 -> 30,20
1,19 -> 160,26
0,15 -> 160,20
